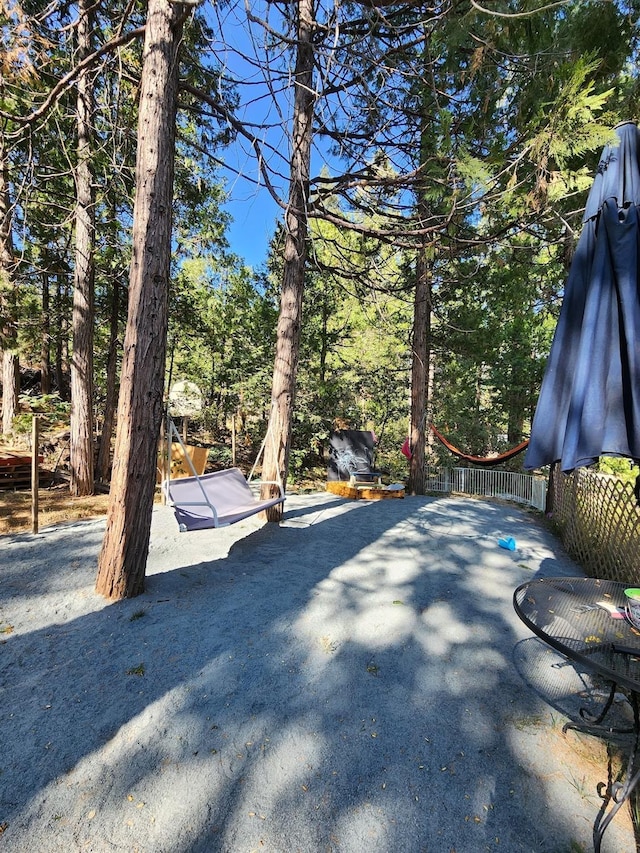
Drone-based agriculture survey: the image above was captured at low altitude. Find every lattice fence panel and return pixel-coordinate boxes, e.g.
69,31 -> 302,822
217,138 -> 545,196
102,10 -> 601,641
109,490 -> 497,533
550,466 -> 640,585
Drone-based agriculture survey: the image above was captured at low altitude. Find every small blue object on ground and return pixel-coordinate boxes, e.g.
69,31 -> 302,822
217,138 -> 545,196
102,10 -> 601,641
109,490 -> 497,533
498,536 -> 517,551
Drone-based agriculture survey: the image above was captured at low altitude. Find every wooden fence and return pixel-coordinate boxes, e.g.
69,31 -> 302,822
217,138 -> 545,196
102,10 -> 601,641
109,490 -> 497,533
548,466 -> 640,585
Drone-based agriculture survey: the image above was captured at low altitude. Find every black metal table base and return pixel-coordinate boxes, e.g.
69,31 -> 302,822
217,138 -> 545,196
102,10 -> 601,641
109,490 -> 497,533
562,682 -> 639,853
513,578 -> 640,851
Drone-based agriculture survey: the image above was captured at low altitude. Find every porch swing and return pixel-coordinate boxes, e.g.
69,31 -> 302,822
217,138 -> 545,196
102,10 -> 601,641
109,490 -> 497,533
161,411 -> 285,531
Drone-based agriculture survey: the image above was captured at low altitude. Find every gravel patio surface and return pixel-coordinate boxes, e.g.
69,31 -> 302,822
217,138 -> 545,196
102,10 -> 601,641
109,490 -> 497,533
0,491 -> 635,852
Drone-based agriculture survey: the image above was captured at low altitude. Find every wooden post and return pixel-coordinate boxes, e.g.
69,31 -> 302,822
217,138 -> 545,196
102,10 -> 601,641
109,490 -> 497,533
31,415 -> 39,534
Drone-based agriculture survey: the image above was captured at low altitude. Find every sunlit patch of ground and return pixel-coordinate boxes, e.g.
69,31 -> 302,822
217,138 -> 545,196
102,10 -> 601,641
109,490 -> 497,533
0,484 -> 111,535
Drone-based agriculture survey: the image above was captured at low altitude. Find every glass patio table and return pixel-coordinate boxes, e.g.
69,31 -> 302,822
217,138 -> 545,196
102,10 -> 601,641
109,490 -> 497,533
513,576 -> 640,852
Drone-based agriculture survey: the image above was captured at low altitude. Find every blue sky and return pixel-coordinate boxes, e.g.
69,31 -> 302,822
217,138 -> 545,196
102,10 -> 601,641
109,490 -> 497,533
204,3 -> 287,270
204,2 -> 336,272
223,188 -> 279,270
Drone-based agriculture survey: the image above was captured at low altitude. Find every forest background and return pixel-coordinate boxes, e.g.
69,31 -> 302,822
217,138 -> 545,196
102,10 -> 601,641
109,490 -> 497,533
1,0 -> 639,594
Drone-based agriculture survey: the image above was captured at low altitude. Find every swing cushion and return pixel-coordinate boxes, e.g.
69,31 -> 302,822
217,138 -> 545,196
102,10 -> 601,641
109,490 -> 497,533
163,467 -> 285,531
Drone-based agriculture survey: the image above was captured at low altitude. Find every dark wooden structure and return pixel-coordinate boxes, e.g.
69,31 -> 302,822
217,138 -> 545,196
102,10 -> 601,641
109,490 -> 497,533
0,450 -> 42,489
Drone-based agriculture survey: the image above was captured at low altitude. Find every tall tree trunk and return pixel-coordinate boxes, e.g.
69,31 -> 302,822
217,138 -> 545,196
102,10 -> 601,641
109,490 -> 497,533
408,245 -> 431,495
261,0 -> 315,519
0,134 -> 19,436
70,0 -> 96,495
319,299 -> 328,385
41,269 -> 51,395
96,274 -> 121,483
426,343 -> 435,458
1,353 -> 19,434
96,0 -> 185,600
54,269 -> 71,401
408,56 -> 434,496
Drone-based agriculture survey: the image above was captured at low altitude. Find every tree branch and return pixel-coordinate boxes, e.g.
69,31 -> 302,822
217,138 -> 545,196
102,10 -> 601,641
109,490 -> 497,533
0,26 -> 146,133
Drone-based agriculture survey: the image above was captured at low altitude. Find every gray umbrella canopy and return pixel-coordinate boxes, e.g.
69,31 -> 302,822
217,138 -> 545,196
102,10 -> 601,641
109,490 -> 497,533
524,121 -> 640,473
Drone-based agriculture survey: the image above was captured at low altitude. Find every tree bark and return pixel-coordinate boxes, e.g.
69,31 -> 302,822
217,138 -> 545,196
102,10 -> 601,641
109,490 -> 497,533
41,268 -> 51,395
70,0 -> 96,496
96,274 -> 121,483
408,245 -> 431,495
96,0 -> 184,600
1,353 -> 19,433
0,134 -> 19,435
407,52 -> 434,496
261,0 -> 315,520
54,273 -> 70,400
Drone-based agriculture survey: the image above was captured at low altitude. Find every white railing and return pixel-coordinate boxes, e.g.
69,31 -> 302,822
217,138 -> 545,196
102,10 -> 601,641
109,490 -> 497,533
424,466 -> 548,511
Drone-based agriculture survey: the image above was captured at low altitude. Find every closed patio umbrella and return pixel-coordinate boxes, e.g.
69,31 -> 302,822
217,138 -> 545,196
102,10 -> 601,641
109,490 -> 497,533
524,121 -> 640,475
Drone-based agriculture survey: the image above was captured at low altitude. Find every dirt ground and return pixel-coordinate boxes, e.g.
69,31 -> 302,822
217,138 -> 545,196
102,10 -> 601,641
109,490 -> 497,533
0,483 -> 111,536
0,475 -> 327,536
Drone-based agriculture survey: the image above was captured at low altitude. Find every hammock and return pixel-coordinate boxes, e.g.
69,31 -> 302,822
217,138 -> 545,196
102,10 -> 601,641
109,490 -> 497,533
429,424 -> 530,467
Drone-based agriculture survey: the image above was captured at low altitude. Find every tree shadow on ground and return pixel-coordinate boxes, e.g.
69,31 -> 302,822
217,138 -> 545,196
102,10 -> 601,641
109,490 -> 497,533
0,494 -> 632,852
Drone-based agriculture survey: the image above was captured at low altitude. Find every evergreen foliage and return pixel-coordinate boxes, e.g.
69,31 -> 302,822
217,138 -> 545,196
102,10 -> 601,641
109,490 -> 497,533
2,0 -> 639,481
